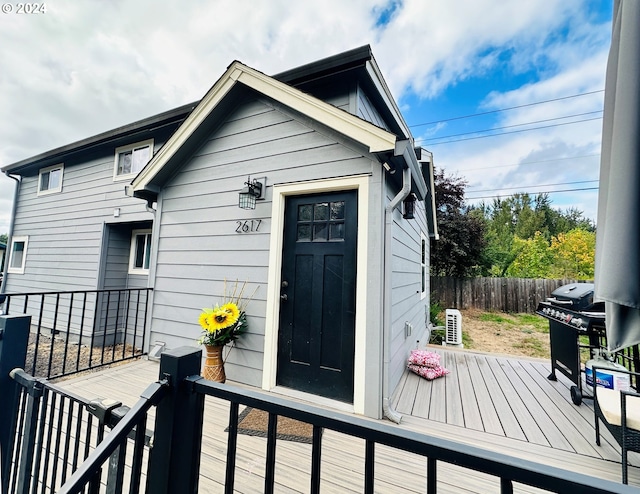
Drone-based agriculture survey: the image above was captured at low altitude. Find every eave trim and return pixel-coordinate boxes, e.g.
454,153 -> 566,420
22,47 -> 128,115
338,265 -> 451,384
132,61 -> 398,195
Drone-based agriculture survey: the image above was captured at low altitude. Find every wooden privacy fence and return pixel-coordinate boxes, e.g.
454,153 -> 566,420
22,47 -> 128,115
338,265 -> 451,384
430,277 -> 590,313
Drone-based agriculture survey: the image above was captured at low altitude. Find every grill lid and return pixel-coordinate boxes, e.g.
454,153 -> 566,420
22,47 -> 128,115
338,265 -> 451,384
548,283 -> 595,311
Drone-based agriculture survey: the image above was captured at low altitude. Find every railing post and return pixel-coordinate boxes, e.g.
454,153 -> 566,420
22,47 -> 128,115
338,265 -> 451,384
146,346 -> 204,494
0,314 -> 31,494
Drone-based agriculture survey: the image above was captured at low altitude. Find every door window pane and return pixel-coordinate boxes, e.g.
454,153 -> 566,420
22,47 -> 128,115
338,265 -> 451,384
313,223 -> 328,241
330,201 -> 345,220
298,205 -> 312,221
297,224 -> 311,241
329,223 -> 345,240
314,203 -> 329,221
296,199 -> 348,243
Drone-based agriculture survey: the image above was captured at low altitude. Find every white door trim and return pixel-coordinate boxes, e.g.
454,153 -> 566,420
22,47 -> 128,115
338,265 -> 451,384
262,175 -> 369,414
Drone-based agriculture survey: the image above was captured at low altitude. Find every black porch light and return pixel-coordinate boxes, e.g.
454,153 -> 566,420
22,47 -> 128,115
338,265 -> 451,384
238,176 -> 264,210
403,193 -> 417,219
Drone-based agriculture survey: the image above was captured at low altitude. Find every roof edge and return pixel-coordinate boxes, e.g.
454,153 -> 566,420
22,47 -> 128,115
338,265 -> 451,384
274,45 -> 372,84
132,60 -> 398,196
2,102 -> 197,174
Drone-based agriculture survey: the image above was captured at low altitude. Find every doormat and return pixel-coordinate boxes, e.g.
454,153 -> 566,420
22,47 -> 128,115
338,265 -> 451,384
226,407 -> 315,444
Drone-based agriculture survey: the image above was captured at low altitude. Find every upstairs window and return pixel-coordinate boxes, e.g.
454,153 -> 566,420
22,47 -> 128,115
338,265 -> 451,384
114,139 -> 153,180
129,229 -> 152,274
8,236 -> 29,274
38,164 -> 64,195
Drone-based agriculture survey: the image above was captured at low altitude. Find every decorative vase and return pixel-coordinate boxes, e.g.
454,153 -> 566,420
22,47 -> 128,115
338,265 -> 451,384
203,344 -> 226,383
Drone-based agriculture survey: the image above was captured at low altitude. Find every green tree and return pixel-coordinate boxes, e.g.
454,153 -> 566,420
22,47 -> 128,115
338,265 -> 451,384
476,192 -> 595,277
549,228 -> 596,279
505,232 -> 554,278
0,233 -> 7,244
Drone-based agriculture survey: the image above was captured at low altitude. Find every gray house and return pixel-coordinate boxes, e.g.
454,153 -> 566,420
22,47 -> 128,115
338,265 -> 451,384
1,46 -> 438,419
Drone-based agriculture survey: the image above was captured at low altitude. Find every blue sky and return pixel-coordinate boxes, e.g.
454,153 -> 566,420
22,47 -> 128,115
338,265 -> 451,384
0,0 -> 614,234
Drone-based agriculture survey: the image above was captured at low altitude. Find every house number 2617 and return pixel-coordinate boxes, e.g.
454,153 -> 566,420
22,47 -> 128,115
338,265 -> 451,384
236,219 -> 261,233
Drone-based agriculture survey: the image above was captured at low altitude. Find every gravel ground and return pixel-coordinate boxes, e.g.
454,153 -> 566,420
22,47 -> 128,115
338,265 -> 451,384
23,332 -> 142,379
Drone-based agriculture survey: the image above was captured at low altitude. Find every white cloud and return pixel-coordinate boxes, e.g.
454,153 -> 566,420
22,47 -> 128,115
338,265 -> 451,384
0,0 -> 611,235
374,0 -> 585,99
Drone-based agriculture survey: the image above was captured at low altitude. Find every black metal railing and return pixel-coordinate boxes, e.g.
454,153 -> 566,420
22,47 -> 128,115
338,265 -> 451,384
58,348 -> 637,494
3,368 -> 160,494
1,288 -> 151,379
2,324 -> 638,494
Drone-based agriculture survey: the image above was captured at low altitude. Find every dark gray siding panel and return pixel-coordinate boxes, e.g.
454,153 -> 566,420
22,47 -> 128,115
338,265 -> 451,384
357,86 -> 390,131
150,97 -> 375,387
103,227 -> 130,290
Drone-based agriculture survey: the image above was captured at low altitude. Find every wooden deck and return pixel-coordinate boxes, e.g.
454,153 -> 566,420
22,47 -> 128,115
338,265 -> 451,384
55,348 -> 640,492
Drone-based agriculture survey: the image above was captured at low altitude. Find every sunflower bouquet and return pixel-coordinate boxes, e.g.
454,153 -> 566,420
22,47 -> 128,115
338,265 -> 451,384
197,280 -> 256,347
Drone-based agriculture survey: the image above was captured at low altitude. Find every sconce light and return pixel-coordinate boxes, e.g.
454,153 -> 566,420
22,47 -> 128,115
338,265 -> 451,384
238,176 -> 265,210
403,193 -> 417,219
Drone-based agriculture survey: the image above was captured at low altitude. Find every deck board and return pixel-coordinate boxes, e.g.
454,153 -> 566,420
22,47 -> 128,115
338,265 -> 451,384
412,372 -> 433,418
443,351 -> 465,427
475,355 -> 529,440
465,353 -> 505,434
453,352 -> 484,430
498,357 -> 574,451
53,350 -> 640,492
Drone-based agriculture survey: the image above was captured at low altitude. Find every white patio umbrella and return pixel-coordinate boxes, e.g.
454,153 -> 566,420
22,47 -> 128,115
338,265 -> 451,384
594,0 -> 640,351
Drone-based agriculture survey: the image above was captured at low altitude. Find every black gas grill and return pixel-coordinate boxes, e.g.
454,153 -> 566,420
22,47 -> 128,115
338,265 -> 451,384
535,283 -> 606,405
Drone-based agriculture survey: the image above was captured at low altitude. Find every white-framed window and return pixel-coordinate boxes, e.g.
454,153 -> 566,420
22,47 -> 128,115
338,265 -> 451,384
420,231 -> 427,300
38,163 -> 64,195
129,229 -> 152,274
114,139 -> 153,180
8,236 -> 29,274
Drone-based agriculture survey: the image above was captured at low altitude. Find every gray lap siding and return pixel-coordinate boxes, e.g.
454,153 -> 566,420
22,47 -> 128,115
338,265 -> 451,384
149,97 -> 377,387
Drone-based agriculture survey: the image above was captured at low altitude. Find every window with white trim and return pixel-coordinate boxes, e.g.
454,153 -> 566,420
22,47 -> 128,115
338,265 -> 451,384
421,232 -> 427,299
38,164 -> 64,195
129,229 -> 152,274
114,139 -> 153,180
8,236 -> 29,274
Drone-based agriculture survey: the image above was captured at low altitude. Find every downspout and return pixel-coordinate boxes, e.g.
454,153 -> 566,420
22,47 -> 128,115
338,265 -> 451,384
1,172 -> 21,294
382,165 -> 411,423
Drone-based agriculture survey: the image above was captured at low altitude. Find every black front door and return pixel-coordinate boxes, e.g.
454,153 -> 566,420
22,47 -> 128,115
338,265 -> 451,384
277,190 -> 357,403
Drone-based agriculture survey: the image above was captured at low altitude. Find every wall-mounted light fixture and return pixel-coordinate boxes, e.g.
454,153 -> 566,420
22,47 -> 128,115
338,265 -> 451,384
382,162 -> 396,174
403,193 -> 417,219
238,176 -> 266,210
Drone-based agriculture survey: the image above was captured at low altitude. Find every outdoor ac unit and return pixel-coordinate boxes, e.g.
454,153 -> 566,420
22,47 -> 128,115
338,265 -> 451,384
445,309 -> 463,347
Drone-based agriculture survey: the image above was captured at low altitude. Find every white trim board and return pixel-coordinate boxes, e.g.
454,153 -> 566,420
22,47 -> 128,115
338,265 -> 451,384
262,174 -> 370,415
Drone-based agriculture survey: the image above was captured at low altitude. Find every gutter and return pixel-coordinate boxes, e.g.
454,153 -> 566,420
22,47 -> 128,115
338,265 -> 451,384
1,172 -> 20,294
382,161 -> 412,424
